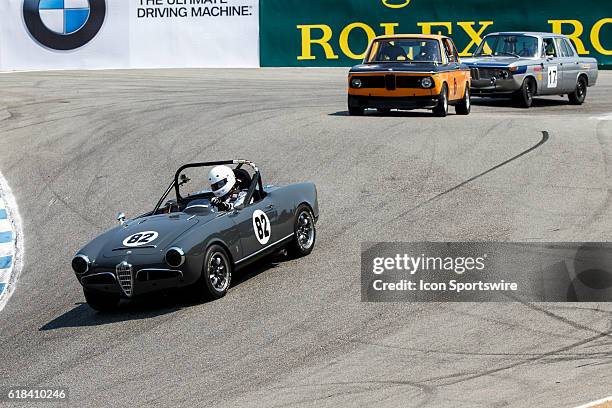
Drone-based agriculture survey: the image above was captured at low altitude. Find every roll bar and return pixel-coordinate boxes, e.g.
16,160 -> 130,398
153,160 -> 262,214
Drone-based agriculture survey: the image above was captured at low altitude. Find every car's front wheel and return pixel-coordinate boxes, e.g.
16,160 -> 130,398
288,204 -> 317,258
514,77 -> 535,108
569,76 -> 587,105
455,84 -> 471,115
195,245 -> 232,301
432,84 -> 449,117
84,289 -> 120,312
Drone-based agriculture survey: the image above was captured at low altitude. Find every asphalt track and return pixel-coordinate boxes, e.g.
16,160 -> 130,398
0,68 -> 611,408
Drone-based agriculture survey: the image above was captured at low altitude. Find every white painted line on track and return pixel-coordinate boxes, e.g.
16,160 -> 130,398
0,172 -> 24,313
574,396 -> 612,408
0,218 -> 12,232
0,242 -> 14,258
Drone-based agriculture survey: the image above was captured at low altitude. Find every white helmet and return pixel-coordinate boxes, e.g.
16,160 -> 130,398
208,165 -> 236,197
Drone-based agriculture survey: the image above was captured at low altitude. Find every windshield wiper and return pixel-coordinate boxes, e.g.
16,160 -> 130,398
499,51 -> 520,58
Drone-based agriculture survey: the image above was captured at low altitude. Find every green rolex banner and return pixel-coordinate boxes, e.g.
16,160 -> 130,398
259,0 -> 612,68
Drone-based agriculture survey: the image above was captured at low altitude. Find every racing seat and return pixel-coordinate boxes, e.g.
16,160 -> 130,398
233,168 -> 252,190
234,168 -> 264,202
381,45 -> 407,61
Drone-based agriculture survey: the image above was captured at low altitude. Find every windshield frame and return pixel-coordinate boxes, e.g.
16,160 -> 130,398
473,34 -> 540,59
366,38 -> 443,64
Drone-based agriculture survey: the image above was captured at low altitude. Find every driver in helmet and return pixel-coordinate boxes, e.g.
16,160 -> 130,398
208,165 -> 247,212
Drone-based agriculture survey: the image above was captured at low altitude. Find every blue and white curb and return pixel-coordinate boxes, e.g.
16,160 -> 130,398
0,173 -> 24,312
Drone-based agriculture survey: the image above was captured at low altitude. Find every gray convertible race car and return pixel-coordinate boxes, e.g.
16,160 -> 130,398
463,32 -> 598,107
71,160 -> 319,311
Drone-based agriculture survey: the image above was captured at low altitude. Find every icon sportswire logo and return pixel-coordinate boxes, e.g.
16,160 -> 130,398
23,0 -> 106,50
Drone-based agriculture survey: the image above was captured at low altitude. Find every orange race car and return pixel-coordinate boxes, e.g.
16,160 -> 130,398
348,34 -> 471,117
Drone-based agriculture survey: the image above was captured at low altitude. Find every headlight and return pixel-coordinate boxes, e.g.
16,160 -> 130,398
165,247 -> 185,268
351,78 -> 362,88
420,77 -> 434,88
72,254 -> 90,274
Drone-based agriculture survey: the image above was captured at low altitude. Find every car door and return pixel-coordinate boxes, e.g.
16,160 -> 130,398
541,38 -> 562,95
229,192 -> 280,261
556,37 -> 579,92
442,38 -> 462,100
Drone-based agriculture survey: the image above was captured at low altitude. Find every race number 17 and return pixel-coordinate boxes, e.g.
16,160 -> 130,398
548,66 -> 558,88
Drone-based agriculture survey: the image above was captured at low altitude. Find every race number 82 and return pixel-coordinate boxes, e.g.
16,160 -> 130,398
252,210 -> 271,245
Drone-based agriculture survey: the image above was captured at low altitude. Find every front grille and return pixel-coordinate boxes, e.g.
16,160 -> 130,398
475,68 -> 509,80
116,262 -> 134,297
396,76 -> 423,88
470,68 -> 480,80
351,76 -> 385,88
385,74 -> 396,90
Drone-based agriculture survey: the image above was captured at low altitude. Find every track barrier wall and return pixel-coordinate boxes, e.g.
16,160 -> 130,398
260,0 -> 611,69
0,0 -> 609,71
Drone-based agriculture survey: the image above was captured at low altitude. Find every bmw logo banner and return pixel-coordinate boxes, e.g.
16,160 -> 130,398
23,0 -> 106,50
0,0 -> 259,71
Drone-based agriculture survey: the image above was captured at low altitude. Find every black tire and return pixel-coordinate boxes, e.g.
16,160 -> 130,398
514,77 -> 535,108
194,245 -> 232,301
455,84 -> 471,115
432,84 -> 449,117
84,289 -> 120,312
349,106 -> 364,116
569,76 -> 587,105
288,204 -> 317,258
377,108 -> 391,114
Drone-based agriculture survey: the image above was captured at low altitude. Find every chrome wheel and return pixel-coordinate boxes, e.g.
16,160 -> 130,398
577,82 -> 585,98
208,252 -> 230,292
296,211 -> 315,251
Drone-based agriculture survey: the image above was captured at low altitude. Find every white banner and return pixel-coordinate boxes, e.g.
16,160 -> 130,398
0,0 -> 259,71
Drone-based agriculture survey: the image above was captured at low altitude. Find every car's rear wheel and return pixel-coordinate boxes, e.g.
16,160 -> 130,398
569,76 -> 587,105
432,84 -> 448,117
455,84 -> 471,115
84,289 -> 120,312
195,245 -> 232,300
349,106 -> 364,116
288,204 -> 316,258
514,77 -> 535,108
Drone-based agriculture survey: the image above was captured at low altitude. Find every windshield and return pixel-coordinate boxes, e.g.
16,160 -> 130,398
368,39 -> 442,63
474,35 -> 539,58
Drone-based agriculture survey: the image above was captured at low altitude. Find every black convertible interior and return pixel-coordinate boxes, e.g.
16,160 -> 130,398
150,161 -> 265,216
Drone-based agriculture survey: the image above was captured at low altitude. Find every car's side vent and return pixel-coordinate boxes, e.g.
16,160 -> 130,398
116,261 -> 134,297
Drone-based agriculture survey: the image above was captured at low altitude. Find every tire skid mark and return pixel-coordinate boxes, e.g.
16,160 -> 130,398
423,298 -> 612,387
391,130 -> 550,221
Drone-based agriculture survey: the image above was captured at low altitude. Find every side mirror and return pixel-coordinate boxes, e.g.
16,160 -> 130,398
116,212 -> 126,225
179,174 -> 191,186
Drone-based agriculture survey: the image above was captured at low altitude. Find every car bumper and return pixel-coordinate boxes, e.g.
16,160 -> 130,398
471,78 -> 522,96
79,268 -> 187,298
348,94 -> 439,110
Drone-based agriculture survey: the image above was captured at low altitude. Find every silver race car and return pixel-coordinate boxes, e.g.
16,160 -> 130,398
463,32 -> 598,108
